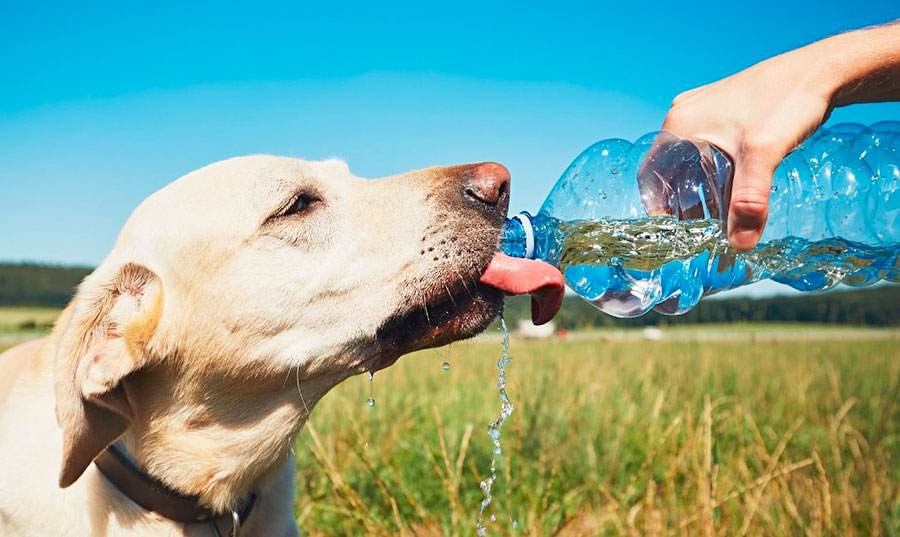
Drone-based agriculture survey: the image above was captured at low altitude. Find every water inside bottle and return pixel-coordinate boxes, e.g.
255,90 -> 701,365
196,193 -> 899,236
475,316 -> 514,536
557,217 -> 900,317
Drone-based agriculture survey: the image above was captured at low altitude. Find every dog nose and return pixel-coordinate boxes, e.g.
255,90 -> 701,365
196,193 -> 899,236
464,162 -> 510,206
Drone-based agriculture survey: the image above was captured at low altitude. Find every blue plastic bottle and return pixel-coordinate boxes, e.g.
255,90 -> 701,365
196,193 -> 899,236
500,122 -> 900,318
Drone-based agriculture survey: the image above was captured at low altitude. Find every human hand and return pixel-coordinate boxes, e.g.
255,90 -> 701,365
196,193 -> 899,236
658,50 -> 833,250
652,21 -> 900,251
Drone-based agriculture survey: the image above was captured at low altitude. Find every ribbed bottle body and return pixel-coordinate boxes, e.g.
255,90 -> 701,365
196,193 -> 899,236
501,122 -> 900,317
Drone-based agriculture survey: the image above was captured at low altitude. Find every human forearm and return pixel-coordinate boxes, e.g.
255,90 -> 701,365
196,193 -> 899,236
820,20 -> 900,106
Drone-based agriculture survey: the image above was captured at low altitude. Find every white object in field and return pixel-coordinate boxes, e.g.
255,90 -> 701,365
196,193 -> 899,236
517,320 -> 556,339
642,327 -> 664,340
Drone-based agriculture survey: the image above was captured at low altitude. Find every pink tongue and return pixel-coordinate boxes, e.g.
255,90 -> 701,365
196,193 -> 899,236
479,252 -> 565,325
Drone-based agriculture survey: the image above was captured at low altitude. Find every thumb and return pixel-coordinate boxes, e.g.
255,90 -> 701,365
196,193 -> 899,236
727,148 -> 780,251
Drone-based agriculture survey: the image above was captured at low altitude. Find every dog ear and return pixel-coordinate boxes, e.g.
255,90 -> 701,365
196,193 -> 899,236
54,263 -> 163,488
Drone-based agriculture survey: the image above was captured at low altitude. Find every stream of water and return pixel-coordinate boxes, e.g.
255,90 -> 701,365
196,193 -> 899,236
475,315 -> 514,535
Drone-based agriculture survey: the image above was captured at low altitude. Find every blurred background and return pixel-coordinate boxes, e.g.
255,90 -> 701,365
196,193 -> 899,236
2,2 -> 898,536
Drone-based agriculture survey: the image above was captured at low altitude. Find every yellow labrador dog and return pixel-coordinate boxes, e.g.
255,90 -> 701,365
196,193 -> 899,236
0,156 -> 563,537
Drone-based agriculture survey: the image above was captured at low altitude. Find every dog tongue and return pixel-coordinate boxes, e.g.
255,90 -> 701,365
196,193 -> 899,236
479,252 -> 565,325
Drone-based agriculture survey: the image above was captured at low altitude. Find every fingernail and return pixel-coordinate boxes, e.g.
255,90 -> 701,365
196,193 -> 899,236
728,227 -> 759,250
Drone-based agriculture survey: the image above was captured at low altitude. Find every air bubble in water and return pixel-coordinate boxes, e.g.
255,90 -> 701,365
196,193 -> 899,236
442,361 -> 450,371
598,190 -> 607,199
771,185 -> 778,192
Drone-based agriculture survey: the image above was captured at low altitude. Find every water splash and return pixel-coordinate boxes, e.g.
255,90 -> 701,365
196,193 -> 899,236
476,315 -> 513,536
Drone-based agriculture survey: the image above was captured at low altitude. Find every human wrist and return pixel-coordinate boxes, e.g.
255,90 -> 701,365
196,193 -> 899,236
796,32 -> 865,108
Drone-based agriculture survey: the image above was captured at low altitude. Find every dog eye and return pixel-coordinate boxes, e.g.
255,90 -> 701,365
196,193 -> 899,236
281,193 -> 321,217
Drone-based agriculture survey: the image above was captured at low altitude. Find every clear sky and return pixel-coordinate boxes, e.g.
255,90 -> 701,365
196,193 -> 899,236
2,1 -> 899,295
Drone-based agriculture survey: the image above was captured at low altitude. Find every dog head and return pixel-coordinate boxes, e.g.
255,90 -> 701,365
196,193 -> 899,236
105,156 -> 514,373
51,155 -> 561,508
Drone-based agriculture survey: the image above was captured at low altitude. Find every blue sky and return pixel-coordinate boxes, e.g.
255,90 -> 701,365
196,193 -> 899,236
2,1 -> 899,295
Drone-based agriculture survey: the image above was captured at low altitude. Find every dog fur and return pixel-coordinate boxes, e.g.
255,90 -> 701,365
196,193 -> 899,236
0,156 -> 508,536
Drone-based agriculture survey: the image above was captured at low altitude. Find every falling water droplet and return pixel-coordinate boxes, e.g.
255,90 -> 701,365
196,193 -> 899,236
610,167 -> 619,174
476,315 -> 513,536
512,519 -> 519,529
833,192 -> 840,198
442,361 -> 450,371
598,190 -> 607,199
771,185 -> 778,192
366,370 -> 375,407
490,514 -> 496,522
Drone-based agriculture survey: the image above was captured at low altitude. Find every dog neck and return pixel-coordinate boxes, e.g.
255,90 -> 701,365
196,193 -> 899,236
115,363 -> 337,512
95,440 -> 258,525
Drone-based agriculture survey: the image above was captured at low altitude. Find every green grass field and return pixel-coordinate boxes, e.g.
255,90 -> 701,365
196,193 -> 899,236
0,306 -> 60,332
1,308 -> 898,536
296,335 -> 900,537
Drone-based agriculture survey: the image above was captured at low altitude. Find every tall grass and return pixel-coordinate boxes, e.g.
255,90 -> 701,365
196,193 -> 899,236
296,336 -> 900,536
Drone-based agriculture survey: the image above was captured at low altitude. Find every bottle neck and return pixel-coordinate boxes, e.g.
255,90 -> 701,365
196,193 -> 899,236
500,212 -> 536,259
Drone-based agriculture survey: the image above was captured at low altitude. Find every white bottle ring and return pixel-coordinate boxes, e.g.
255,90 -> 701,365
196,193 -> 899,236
513,213 -> 535,259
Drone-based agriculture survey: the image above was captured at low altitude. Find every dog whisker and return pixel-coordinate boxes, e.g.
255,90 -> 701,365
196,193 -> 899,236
280,365 -> 294,389
453,267 -> 473,297
444,285 -> 460,313
420,291 -> 431,328
295,365 -> 311,419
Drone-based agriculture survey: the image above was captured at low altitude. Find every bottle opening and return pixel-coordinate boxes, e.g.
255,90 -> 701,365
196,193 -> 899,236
500,212 -> 535,259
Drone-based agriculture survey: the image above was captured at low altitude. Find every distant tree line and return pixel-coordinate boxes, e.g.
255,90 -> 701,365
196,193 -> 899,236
1,262 -> 897,326
0,263 -> 91,307
499,285 -> 900,328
